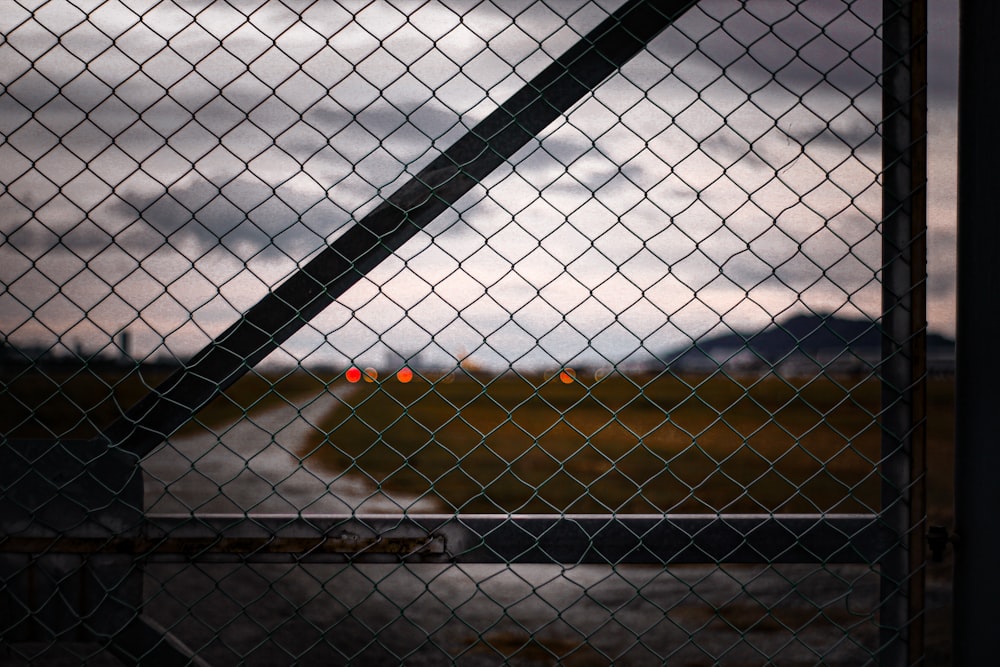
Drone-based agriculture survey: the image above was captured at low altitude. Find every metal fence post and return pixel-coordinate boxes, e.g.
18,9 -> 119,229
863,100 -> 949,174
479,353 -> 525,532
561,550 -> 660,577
880,0 -> 927,664
955,2 -> 1000,664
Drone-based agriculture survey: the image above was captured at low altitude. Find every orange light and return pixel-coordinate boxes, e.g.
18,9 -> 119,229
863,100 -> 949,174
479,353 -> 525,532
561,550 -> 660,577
345,367 -> 362,383
397,367 -> 413,383
363,367 -> 378,382
559,368 -> 576,384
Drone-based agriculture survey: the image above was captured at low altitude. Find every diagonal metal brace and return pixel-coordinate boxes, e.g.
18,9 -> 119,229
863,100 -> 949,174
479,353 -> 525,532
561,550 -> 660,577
99,0 -> 697,457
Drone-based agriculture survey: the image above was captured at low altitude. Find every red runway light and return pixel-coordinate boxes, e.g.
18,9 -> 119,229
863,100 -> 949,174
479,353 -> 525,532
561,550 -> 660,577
397,367 -> 413,383
345,367 -> 362,383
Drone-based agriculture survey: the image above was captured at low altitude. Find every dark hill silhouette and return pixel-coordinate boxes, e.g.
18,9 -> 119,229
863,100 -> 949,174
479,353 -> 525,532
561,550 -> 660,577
662,313 -> 955,371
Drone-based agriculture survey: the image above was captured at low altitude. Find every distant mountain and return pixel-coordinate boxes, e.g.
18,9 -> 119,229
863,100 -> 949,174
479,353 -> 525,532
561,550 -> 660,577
661,313 -> 955,373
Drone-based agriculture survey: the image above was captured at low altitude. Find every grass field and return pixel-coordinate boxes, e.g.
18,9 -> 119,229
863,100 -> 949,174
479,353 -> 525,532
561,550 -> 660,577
1,363 -> 955,664
2,364 -> 954,518
0,363 -> 321,440
299,370 -> 953,515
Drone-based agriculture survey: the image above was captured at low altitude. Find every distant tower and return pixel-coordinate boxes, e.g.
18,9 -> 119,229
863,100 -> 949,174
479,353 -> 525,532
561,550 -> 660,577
117,331 -> 131,362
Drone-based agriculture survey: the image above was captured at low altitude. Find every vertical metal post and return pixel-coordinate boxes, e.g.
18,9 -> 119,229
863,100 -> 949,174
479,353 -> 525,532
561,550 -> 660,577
880,0 -> 927,665
955,2 -> 1000,665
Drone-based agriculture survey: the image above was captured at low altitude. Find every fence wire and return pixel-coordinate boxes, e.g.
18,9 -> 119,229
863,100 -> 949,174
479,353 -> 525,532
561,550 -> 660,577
1,0 -> 928,665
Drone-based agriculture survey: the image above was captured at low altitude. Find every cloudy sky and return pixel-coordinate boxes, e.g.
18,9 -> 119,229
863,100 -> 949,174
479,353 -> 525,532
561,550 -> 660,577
925,0 -> 958,340
0,0 -> 958,371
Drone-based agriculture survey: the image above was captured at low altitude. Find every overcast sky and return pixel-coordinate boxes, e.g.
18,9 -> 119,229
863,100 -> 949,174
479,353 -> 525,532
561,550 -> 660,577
925,0 -> 958,340
0,0 -> 959,371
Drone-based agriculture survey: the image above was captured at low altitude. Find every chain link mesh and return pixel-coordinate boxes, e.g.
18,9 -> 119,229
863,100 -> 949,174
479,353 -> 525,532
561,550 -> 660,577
2,0 -> 929,664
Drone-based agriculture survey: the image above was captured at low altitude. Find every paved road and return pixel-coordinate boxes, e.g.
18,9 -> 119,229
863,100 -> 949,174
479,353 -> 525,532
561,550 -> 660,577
144,561 -> 886,666
108,385 -> 948,666
141,384 -> 440,514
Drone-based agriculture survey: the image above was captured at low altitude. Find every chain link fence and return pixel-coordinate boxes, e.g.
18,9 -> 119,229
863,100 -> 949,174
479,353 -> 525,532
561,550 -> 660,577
2,0 -> 929,664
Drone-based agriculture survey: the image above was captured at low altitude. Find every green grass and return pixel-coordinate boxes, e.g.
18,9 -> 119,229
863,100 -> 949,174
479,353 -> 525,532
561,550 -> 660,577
0,363 -> 325,441
301,371 -> 906,514
2,364 -> 169,440
3,364 -> 953,518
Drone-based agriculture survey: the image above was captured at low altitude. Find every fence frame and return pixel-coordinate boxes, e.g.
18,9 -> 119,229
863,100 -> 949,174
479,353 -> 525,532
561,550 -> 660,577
880,0 -> 928,663
955,1 -> 1000,664
0,1 -> 929,664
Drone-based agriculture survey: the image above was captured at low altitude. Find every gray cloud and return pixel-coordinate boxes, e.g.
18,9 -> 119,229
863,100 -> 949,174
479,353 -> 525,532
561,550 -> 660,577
1,0 -> 956,362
